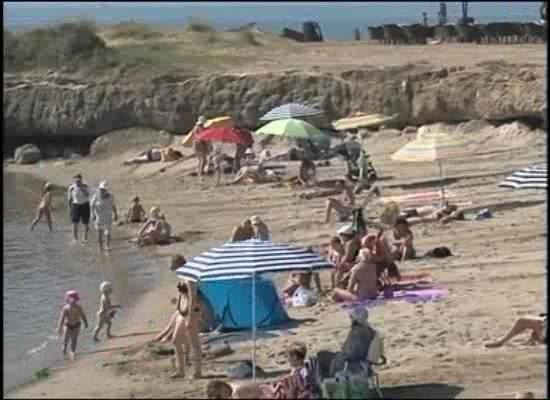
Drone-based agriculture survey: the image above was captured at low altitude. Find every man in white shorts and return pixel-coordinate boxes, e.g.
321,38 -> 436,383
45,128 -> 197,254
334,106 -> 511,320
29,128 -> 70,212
90,181 -> 118,251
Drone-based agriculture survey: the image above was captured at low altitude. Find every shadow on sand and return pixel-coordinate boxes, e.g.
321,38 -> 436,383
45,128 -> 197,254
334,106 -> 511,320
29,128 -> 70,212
377,383 -> 464,399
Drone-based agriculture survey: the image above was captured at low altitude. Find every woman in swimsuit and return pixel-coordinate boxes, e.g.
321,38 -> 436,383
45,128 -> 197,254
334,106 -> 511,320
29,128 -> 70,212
171,280 -> 202,379
57,290 -> 89,361
30,182 -> 54,232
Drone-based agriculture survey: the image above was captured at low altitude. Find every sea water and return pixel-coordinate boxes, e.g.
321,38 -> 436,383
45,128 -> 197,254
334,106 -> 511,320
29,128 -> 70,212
2,172 -> 163,394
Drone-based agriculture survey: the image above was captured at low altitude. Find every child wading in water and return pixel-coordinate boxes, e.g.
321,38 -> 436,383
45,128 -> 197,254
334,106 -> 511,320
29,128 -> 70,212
93,281 -> 121,341
57,290 -> 88,361
30,182 -> 54,232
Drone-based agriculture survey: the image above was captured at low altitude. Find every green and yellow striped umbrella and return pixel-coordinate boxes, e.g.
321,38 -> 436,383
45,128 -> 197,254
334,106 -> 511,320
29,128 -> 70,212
391,131 -> 474,202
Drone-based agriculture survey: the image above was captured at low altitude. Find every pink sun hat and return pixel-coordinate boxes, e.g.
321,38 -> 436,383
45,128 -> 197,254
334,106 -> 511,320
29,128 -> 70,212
64,290 -> 80,304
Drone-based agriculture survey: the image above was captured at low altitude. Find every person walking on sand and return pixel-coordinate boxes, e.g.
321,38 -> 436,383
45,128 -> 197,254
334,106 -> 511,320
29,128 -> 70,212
30,182 -> 54,232
90,181 -> 118,251
67,173 -> 91,242
57,290 -> 88,361
93,281 -> 121,342
171,280 -> 202,379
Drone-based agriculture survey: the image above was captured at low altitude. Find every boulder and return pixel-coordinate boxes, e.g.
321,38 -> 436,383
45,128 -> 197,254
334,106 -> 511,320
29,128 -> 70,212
14,144 -> 41,164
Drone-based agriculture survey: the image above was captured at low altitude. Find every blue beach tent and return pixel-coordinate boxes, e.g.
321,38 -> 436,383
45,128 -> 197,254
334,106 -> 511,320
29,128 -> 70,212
198,276 -> 290,331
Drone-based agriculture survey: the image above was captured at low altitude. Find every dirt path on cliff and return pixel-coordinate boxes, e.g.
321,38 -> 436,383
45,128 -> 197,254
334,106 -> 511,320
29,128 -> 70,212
6,123 -> 547,399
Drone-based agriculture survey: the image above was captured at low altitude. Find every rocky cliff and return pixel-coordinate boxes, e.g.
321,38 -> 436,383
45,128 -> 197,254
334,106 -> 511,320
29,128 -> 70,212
3,61 -> 546,141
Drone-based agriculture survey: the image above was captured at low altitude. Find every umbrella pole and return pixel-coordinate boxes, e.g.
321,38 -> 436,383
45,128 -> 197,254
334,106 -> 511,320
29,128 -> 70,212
438,161 -> 446,205
252,272 -> 257,382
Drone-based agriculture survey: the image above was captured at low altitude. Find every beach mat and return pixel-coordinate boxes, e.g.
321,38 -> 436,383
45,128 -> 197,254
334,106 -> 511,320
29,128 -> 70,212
340,287 -> 449,309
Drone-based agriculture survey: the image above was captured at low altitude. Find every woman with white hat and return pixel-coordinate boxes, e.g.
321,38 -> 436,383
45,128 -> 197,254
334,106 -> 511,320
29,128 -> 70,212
192,115 -> 211,182
90,181 -> 118,251
30,182 -> 55,232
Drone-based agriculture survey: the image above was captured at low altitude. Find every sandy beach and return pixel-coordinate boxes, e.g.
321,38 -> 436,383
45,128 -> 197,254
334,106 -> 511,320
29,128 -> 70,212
5,113 -> 547,398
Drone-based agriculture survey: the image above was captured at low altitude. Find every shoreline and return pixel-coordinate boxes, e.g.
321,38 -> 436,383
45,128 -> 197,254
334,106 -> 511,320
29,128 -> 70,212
5,122 -> 547,399
2,168 -> 176,396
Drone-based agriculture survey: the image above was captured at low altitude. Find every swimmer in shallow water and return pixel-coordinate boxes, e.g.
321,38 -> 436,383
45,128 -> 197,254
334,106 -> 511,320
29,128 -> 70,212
57,290 -> 88,361
30,182 -> 54,232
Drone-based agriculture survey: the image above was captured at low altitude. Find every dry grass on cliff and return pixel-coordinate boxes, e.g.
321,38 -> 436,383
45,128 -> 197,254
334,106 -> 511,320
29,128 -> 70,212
4,21 -> 110,71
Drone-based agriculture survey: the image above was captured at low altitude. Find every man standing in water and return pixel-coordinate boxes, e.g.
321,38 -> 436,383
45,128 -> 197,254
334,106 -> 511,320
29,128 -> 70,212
90,181 -> 118,251
67,173 -> 91,242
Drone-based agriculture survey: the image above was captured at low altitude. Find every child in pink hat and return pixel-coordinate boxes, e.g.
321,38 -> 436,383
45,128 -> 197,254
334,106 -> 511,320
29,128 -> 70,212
57,290 -> 89,361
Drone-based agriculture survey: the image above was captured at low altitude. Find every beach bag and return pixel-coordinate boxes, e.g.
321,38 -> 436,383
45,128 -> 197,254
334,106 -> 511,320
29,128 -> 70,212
322,370 -> 371,399
292,287 -> 318,307
425,246 -> 453,258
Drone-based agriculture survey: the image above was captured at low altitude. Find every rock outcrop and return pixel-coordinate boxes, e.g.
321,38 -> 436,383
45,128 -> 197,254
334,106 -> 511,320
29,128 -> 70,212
14,144 -> 42,164
3,62 -> 545,141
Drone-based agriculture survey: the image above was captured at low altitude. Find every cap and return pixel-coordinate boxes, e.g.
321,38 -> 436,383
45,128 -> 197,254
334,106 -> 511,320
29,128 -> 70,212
100,281 -> 113,294
65,290 -> 80,304
98,181 -> 108,190
349,306 -> 369,325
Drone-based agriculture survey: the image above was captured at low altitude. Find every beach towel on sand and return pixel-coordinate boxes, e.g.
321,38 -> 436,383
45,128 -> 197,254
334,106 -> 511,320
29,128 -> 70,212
340,287 -> 449,309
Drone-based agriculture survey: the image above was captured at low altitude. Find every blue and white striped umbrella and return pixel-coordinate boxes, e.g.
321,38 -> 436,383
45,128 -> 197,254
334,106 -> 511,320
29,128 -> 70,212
175,239 -> 333,282
259,103 -> 322,121
498,164 -> 547,190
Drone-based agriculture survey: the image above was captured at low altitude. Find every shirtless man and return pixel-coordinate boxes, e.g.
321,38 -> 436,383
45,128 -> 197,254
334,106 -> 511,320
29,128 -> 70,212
57,290 -> 89,360
332,249 -> 379,302
30,182 -> 54,232
325,180 -> 355,223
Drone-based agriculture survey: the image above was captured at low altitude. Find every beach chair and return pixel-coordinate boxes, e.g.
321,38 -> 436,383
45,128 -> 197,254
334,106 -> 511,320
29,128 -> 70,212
320,328 -> 387,399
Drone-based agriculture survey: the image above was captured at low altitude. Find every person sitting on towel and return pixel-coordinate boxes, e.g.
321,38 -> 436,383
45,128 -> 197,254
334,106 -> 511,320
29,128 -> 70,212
361,231 -> 401,281
390,217 -> 416,261
332,249 -> 379,303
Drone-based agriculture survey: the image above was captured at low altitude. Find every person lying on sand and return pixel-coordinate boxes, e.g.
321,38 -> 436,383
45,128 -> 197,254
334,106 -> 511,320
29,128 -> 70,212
324,180 -> 355,223
390,217 -> 416,261
485,314 -> 547,348
404,201 -> 465,226
229,166 -> 280,185
57,290 -> 88,361
126,196 -> 146,223
122,147 -> 183,165
332,249 -> 379,303
30,182 -> 54,232
207,380 -> 275,399
230,218 -> 255,242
